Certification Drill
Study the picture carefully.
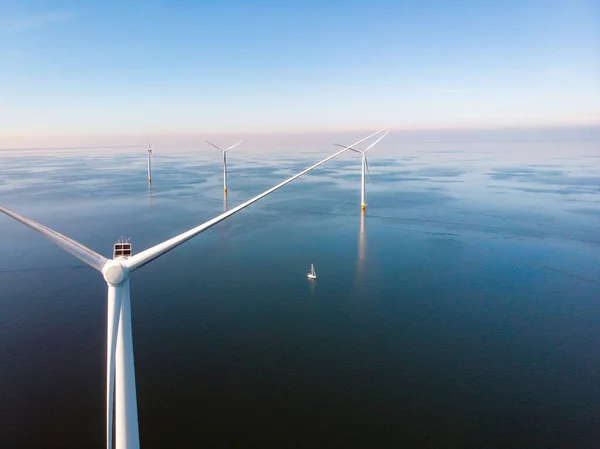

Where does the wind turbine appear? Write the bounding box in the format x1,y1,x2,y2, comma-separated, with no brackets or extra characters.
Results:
335,130,390,210
205,140,243,193
147,143,153,183
0,129,384,449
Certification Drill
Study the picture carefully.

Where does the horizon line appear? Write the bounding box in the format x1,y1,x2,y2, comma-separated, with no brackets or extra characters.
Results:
2,123,599,140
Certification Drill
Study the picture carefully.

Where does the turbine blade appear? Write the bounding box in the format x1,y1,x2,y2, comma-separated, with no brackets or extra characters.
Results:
223,140,243,153
124,133,376,272
363,130,390,153
205,141,224,152
365,157,372,183
332,129,386,154
333,144,363,154
0,205,109,271
106,283,124,449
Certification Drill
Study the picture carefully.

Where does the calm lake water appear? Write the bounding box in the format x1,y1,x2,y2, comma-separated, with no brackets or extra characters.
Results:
1,135,600,448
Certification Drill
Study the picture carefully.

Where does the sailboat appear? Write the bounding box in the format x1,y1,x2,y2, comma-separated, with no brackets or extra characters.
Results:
307,263,317,280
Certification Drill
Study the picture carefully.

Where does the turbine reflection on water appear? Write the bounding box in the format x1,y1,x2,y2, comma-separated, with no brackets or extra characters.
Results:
309,277,316,299
147,183,154,206
357,210,366,283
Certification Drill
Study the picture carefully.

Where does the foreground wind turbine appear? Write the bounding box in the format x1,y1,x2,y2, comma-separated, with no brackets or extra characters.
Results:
147,144,153,183
0,129,384,449
205,140,243,192
335,130,390,210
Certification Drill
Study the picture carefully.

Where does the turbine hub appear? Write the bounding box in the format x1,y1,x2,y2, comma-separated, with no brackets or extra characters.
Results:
102,260,129,286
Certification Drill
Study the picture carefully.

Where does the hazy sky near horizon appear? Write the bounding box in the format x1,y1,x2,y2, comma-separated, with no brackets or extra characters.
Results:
1,0,599,138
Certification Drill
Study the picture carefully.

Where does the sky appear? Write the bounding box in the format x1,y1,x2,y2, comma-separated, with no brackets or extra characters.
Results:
0,0,599,145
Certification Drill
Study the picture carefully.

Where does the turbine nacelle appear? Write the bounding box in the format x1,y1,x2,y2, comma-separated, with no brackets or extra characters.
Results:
336,144,365,154
205,140,243,154
333,130,389,155
113,237,132,259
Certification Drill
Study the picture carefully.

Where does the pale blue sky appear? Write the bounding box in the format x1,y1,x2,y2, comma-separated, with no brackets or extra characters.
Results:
0,0,598,141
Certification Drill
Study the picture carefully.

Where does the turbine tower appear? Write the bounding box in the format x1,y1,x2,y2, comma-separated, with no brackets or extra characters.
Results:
205,140,243,193
336,130,390,210
0,130,384,449
147,143,153,183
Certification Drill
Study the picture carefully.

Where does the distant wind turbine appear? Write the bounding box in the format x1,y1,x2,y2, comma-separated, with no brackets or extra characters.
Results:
205,140,243,192
0,129,383,449
335,130,390,210
147,143,153,183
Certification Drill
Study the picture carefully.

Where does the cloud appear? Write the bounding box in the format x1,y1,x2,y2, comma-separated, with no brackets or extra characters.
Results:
0,11,72,33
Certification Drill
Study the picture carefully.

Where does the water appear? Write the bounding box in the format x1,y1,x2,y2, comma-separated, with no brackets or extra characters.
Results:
1,136,600,448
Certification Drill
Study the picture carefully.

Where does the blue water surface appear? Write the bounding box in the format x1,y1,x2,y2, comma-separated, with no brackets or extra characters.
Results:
1,138,599,448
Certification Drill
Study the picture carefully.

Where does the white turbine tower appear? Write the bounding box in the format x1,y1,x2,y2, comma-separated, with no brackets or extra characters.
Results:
147,144,153,183
336,130,390,210
0,130,384,449
205,140,243,193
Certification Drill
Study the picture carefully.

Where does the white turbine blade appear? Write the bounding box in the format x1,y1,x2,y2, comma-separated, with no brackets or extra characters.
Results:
124,139,365,272
0,205,109,271
332,128,386,154
363,130,389,153
106,284,124,449
333,143,363,153
205,141,224,152
365,156,372,183
223,140,243,153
